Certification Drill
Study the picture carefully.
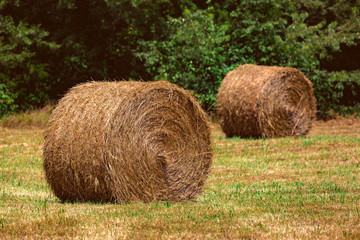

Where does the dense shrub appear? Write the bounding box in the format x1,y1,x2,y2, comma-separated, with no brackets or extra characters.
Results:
137,1,360,114
1,0,359,117
310,70,360,117
0,14,59,110
0,83,16,118
136,9,238,109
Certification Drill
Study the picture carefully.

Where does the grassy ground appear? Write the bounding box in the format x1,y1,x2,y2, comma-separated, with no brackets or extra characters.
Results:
1,116,359,239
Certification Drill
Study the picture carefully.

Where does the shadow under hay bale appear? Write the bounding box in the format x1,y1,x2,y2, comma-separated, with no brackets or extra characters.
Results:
43,80,212,203
217,64,317,138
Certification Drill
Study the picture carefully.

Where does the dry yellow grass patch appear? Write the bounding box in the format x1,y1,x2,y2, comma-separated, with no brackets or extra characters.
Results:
1,116,359,239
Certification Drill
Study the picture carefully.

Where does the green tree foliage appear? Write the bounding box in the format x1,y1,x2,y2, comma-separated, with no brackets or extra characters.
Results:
312,70,360,116
137,0,360,114
0,0,359,117
0,83,15,117
1,0,193,108
0,8,59,115
293,0,360,26
136,9,237,109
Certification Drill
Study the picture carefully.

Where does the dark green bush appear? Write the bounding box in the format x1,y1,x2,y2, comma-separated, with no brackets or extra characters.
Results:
0,83,17,118
1,0,359,117
0,14,59,110
136,1,360,115
136,9,238,110
310,70,360,117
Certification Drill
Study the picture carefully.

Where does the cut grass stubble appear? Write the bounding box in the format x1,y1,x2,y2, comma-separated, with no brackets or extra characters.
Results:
1,118,360,239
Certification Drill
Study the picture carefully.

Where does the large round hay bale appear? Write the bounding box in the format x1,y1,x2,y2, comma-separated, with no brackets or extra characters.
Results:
43,80,212,203
217,64,316,138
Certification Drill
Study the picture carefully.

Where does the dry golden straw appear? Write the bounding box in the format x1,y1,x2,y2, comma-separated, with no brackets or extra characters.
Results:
217,64,317,138
43,80,212,203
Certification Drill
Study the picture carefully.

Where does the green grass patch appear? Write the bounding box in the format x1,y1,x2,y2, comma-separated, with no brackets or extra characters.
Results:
1,120,360,239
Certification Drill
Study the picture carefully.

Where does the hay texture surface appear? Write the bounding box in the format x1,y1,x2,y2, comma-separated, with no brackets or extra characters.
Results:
217,64,316,138
43,81,212,203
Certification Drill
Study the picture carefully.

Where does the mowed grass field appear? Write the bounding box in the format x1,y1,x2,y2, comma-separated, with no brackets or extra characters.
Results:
1,116,359,239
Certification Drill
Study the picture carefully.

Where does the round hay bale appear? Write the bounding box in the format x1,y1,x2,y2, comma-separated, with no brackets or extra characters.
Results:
43,80,212,203
217,64,317,138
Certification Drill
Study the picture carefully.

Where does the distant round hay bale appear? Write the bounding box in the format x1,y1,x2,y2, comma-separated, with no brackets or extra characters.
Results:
217,64,317,138
43,80,212,203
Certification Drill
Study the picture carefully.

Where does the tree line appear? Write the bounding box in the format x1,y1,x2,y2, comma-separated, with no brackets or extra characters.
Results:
1,0,360,118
